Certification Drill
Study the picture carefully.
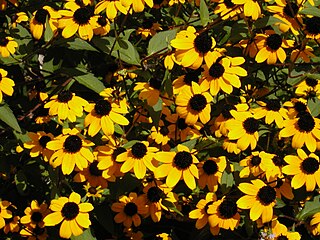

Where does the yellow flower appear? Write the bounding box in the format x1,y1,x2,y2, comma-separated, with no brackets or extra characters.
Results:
132,0,154,12
94,0,131,20
271,219,301,240
43,192,94,239
172,68,202,95
304,17,320,39
137,20,162,39
150,120,171,146
20,200,50,228
91,15,110,36
0,201,13,229
83,183,104,198
212,0,242,20
260,151,285,183
295,77,320,98
231,0,261,20
239,151,264,178
0,68,15,103
134,78,162,106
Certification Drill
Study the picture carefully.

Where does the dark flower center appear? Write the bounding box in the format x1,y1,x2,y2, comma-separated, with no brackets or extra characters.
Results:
39,135,51,148
277,139,285,148
177,118,188,130
301,157,319,174
73,7,92,25
160,126,169,136
194,32,212,54
305,78,318,87
94,99,112,116
88,187,97,194
305,17,320,35
221,104,235,119
61,202,80,220
209,62,225,78
57,90,73,103
97,16,107,26
275,178,284,188
266,34,282,51
224,0,235,8
294,101,307,113
154,0,165,4
189,94,207,112
297,112,315,132
272,156,285,167
111,147,127,161
35,8,50,24
202,160,218,175
277,236,289,240
64,135,82,153
218,199,238,219
183,69,201,86
251,156,261,166
89,162,103,176
283,3,299,18
243,117,259,134
174,151,193,170
147,186,165,202
265,99,281,111
123,202,138,216
131,142,147,159
257,186,276,205
0,37,9,46
142,18,154,29
31,211,43,223
149,78,162,90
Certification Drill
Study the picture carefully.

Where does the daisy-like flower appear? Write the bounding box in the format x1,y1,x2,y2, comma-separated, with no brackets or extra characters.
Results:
0,201,12,229
255,30,294,64
83,183,104,199
0,36,18,58
20,200,50,228
47,128,95,175
260,152,286,184
176,82,213,125
134,78,163,106
84,98,129,136
30,6,61,40
198,156,227,192
91,15,110,36
310,212,320,235
237,37,259,59
43,192,94,239
295,77,320,98
137,19,162,39
20,225,48,240
223,139,242,154
132,0,154,12
279,111,320,152
201,54,247,96
239,151,264,178
34,107,51,124
58,2,96,40
170,26,216,69
111,192,149,227
283,98,309,119
94,0,130,20
207,197,241,234
271,219,301,240
0,68,14,103
237,179,277,223
150,120,171,146
282,149,320,192
212,0,242,20
117,141,158,179
11,12,28,28
3,204,19,234
169,0,185,5
274,177,294,200
143,180,177,222
23,132,54,162
304,16,320,39
172,68,202,95
44,90,88,122
231,0,261,20
154,144,199,190
189,192,216,229
253,99,288,128
225,110,260,151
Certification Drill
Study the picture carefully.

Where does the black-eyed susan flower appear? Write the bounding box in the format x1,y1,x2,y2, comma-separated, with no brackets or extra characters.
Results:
47,128,95,175
0,68,14,103
279,111,320,152
212,0,242,20
58,2,95,40
207,197,240,233
30,6,61,40
34,107,51,124
20,200,50,228
23,132,54,162
83,183,104,198
111,192,149,227
295,77,320,98
134,78,163,107
154,144,199,190
0,200,12,229
91,15,110,36
291,45,315,63
20,225,48,240
231,0,261,20
198,156,227,192
84,98,129,136
0,36,18,58
117,141,158,179
201,54,247,96
176,82,213,125
255,30,294,64
260,152,285,183
271,219,301,239
132,0,154,12
253,99,288,128
170,26,216,69
44,90,88,122
283,149,320,192
168,0,185,5
3,204,19,234
237,37,259,59
225,110,260,151
43,192,93,239
11,12,28,28
310,212,320,235
239,151,264,178
274,177,294,200
172,68,202,95
164,53,175,70
223,139,242,154
137,19,162,39
150,120,171,146
304,16,320,39
189,192,216,229
94,0,130,20
237,179,277,223
283,98,309,119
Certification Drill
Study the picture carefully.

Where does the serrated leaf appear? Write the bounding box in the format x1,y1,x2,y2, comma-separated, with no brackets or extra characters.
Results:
200,0,210,26
147,29,178,55
67,38,99,52
0,104,21,132
72,68,105,93
300,7,320,17
44,17,53,42
70,228,96,240
113,39,140,65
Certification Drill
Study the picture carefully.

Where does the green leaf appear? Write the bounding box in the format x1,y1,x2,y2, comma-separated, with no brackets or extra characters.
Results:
72,68,105,94
164,69,173,97
15,170,28,196
308,98,320,117
44,17,53,42
300,7,320,17
67,38,99,52
221,169,234,193
181,138,198,151
0,103,21,132
275,198,286,208
200,0,210,26
147,98,163,129
120,29,136,41
253,16,286,29
113,39,140,65
91,36,113,53
296,195,320,220
70,228,96,240
147,29,178,55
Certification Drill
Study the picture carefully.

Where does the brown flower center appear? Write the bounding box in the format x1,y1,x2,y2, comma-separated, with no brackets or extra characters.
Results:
61,202,79,220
